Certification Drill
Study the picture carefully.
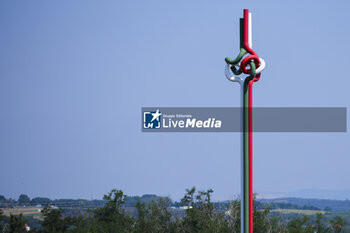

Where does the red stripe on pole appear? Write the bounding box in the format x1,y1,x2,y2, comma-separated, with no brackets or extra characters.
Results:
248,74,258,233
249,81,253,233
244,9,261,233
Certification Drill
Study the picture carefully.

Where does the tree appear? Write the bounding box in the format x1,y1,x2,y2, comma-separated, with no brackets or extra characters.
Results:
179,187,230,233
8,214,27,233
0,209,4,233
41,206,72,233
330,216,346,233
93,189,134,232
252,198,288,233
287,216,313,233
18,194,30,206
314,213,329,233
225,200,241,232
30,197,51,206
134,197,175,233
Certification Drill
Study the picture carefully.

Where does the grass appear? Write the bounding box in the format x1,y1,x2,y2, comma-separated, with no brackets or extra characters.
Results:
1,207,43,219
271,209,326,215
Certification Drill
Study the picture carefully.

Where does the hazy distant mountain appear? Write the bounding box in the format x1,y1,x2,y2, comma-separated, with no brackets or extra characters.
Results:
285,189,350,200
260,197,350,211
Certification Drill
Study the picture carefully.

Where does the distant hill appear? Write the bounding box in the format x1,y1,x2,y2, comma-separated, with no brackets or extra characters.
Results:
285,189,350,200
3,191,350,212
260,197,350,211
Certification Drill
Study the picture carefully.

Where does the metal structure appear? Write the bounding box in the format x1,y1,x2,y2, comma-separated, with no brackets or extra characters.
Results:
225,9,265,233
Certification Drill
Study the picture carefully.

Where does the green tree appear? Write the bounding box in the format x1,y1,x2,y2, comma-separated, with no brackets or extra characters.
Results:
30,197,51,206
179,187,230,233
41,206,72,233
18,195,30,206
252,200,287,233
134,197,175,233
287,216,314,233
314,213,329,233
92,189,134,233
330,216,346,233
64,215,99,233
8,214,27,233
225,200,241,232
0,209,4,233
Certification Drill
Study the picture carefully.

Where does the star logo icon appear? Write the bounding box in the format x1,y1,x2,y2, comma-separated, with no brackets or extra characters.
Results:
150,109,162,122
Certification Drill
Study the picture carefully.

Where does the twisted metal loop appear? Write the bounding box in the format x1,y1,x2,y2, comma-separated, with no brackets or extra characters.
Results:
240,55,260,74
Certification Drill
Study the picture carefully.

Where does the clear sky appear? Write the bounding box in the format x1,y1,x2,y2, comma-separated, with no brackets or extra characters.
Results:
0,0,349,201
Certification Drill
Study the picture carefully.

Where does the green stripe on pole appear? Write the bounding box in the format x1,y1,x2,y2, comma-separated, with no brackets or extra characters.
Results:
243,61,256,233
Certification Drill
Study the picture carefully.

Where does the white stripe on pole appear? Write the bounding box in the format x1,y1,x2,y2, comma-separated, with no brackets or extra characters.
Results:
248,12,252,48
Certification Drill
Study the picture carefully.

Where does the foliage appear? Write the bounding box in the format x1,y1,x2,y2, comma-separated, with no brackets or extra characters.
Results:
30,198,51,206
91,189,134,233
40,206,72,233
178,187,230,233
0,188,347,233
0,209,4,233
287,213,347,233
18,195,30,206
8,214,27,233
134,197,175,233
252,199,288,233
331,216,346,233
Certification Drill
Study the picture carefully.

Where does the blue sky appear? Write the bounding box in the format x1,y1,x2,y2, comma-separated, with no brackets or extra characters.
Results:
0,0,349,200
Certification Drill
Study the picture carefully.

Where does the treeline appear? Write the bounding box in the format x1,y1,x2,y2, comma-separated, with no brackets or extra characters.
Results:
0,188,347,233
260,202,321,211
0,194,171,209
261,198,350,211
1,194,321,212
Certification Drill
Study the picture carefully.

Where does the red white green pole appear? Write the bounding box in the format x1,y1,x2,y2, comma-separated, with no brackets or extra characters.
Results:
225,9,265,233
